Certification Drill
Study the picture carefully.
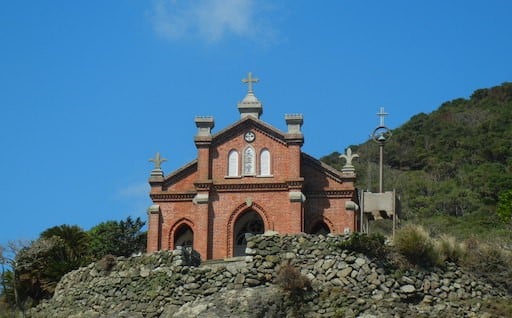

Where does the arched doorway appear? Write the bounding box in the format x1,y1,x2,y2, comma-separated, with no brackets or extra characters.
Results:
233,210,264,256
310,221,330,235
174,224,193,249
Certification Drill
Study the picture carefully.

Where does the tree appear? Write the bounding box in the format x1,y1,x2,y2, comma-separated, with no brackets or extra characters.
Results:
88,216,146,259
15,237,68,303
0,244,15,311
40,224,91,267
497,189,512,223
0,225,92,312
1,240,32,313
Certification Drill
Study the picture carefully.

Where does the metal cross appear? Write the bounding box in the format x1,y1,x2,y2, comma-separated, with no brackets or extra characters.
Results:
149,152,167,170
377,107,389,127
242,72,259,93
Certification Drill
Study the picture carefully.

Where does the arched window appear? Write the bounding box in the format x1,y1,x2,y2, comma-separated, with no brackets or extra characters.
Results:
259,149,271,176
243,146,255,175
233,210,264,256
228,150,239,176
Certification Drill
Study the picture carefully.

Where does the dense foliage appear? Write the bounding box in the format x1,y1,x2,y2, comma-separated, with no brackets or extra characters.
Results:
88,217,147,259
497,189,512,223
0,217,146,314
323,82,512,237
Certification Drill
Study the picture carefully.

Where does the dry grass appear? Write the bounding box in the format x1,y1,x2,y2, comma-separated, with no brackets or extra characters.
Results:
435,234,466,263
275,263,311,295
97,254,116,272
393,224,441,267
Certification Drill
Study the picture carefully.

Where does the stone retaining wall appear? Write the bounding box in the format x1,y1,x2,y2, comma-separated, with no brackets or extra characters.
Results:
28,233,509,317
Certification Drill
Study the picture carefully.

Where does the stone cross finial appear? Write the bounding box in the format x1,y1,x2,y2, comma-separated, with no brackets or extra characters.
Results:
242,72,259,93
149,152,167,170
377,107,389,127
339,148,359,173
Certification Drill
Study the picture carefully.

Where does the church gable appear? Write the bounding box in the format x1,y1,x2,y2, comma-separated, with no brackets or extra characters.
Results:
210,117,291,182
212,117,287,147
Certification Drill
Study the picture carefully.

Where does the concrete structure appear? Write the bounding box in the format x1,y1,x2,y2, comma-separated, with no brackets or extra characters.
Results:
360,190,399,236
147,73,359,259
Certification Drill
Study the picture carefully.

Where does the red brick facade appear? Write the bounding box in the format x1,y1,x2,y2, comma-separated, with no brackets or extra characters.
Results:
147,90,359,260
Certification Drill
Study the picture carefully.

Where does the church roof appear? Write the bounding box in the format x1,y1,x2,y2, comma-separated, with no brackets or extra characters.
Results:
162,159,197,188
211,115,288,146
301,152,350,183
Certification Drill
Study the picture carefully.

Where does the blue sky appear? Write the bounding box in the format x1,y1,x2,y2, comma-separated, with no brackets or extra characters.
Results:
1,0,511,246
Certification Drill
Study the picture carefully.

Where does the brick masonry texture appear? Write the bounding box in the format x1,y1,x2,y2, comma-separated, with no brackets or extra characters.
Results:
148,115,358,260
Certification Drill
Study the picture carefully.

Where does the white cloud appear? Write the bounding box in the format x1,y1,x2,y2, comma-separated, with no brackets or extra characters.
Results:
114,183,152,219
116,183,149,199
150,0,276,43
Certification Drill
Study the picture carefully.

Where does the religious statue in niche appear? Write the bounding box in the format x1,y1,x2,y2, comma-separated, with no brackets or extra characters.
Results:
243,147,255,175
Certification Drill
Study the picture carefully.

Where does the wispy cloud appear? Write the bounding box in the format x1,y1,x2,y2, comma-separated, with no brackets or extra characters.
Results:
116,183,149,199
150,0,277,43
114,182,152,219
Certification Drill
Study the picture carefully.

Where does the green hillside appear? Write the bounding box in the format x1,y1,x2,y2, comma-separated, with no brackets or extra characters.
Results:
322,82,512,240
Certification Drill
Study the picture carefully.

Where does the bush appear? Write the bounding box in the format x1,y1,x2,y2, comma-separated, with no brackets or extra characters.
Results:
275,263,312,317
338,232,387,258
393,224,441,267
436,234,466,263
275,263,311,295
461,240,512,293
480,297,512,317
97,254,116,272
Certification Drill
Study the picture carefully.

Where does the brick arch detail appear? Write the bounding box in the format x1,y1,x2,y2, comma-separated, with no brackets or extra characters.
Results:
226,201,271,257
168,218,195,250
306,216,335,234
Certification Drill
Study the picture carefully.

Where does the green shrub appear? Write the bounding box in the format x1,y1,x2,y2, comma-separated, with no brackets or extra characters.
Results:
393,224,441,267
338,232,387,258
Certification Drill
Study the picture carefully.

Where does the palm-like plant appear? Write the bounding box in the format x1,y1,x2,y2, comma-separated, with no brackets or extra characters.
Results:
40,224,91,266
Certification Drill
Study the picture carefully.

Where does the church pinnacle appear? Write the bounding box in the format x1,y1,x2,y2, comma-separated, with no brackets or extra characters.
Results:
238,72,263,119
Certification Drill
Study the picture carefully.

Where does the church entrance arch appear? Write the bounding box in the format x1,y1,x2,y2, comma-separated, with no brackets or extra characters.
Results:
233,210,264,256
309,221,331,235
174,224,194,249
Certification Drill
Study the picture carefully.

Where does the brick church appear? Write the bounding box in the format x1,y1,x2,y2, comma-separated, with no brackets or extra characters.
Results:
147,73,359,260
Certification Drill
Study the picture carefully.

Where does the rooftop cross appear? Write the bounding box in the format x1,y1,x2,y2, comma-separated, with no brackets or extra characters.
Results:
377,107,389,127
242,72,259,94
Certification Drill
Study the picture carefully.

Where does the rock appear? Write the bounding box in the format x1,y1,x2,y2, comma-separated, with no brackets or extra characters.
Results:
400,285,416,293
234,273,245,285
338,267,352,277
354,257,366,267
401,276,415,285
244,247,256,255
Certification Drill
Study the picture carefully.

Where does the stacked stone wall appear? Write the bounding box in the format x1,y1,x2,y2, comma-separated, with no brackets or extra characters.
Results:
29,234,509,317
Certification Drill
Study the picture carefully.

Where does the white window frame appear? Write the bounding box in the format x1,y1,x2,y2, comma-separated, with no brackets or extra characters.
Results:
227,149,239,177
259,149,271,176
